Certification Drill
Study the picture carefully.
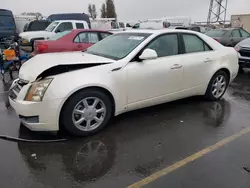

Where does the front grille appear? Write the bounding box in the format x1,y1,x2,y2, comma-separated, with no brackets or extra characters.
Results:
9,79,28,100
239,48,250,57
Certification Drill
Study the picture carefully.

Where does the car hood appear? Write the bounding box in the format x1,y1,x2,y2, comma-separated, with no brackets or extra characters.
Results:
238,38,250,48
19,51,115,82
19,31,54,41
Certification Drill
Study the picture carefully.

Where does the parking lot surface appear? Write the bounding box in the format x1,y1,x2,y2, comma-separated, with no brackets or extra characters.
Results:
1,73,250,188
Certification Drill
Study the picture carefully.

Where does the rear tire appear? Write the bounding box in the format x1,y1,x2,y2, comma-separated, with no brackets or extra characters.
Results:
60,89,112,136
204,71,229,101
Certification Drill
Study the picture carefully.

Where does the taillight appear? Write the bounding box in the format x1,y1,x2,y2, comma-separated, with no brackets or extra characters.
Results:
36,43,48,53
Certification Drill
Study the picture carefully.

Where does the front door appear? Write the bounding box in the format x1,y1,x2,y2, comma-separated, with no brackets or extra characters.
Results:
125,33,183,110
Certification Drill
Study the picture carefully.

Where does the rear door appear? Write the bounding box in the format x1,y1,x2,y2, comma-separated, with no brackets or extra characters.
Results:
180,33,216,92
73,32,100,51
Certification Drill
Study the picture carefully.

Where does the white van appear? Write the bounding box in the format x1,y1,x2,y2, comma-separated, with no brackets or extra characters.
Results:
91,18,125,32
138,17,191,29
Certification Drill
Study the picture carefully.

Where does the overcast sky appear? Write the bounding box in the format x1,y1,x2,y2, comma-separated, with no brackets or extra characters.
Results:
2,0,250,22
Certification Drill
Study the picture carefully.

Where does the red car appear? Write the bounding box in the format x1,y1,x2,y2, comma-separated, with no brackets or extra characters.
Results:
33,29,112,55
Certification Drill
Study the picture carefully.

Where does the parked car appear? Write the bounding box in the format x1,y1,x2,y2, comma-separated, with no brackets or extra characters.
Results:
9,29,239,136
176,26,211,33
0,9,17,40
19,20,89,51
235,37,250,71
205,28,250,46
23,20,51,32
91,18,125,32
32,29,112,55
47,13,91,29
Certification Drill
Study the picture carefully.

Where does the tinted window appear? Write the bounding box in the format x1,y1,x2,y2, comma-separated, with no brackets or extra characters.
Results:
147,34,178,57
240,29,250,37
183,34,211,53
100,32,112,39
28,21,51,31
0,16,15,28
76,23,85,29
205,30,227,37
55,22,73,32
86,33,150,60
232,30,241,37
74,32,99,43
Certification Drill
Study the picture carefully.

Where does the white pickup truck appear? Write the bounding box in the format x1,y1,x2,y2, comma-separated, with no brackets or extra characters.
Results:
19,20,89,51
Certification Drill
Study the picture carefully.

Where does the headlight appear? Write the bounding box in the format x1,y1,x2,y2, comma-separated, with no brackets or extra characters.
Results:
234,45,241,52
25,78,53,102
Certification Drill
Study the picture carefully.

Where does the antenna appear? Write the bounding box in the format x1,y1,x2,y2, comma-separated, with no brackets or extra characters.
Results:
207,0,228,24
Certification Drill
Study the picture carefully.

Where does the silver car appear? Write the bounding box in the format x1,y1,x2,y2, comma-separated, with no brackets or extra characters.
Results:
235,38,250,71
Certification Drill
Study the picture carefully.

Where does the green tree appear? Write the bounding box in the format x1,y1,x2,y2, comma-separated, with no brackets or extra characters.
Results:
100,3,107,18
92,4,97,19
88,4,93,19
89,4,97,19
106,0,117,19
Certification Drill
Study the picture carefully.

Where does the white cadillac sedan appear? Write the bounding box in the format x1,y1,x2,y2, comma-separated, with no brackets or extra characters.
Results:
9,29,239,136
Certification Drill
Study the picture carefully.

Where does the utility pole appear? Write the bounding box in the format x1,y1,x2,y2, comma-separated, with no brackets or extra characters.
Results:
207,0,228,24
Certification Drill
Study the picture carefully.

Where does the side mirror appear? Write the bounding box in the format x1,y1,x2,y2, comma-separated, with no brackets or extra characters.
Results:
139,49,158,60
55,29,61,33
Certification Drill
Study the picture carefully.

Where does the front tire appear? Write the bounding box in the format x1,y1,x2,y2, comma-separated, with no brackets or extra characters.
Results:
60,89,112,136
204,71,229,101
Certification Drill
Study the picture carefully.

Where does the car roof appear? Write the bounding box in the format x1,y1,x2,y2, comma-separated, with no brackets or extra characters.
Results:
212,28,239,31
72,29,112,33
122,29,200,35
53,20,87,23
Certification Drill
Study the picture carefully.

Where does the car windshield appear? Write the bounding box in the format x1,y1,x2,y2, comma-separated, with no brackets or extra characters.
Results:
48,30,71,41
85,33,151,60
205,30,227,37
45,22,59,32
0,16,15,28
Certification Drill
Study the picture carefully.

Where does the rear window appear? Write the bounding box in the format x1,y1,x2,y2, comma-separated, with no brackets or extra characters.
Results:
28,21,51,31
205,30,227,37
76,23,85,29
0,16,15,28
48,30,71,41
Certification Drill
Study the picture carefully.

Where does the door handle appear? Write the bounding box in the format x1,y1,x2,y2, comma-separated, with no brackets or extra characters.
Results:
204,58,212,63
171,64,182,69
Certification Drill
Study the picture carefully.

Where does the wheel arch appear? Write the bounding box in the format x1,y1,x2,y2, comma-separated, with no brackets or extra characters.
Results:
58,86,116,130
216,68,231,81
205,67,231,92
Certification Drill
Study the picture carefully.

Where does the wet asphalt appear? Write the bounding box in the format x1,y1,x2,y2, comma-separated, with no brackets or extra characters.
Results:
1,72,250,188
